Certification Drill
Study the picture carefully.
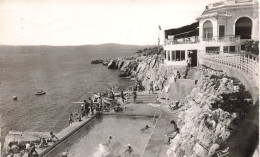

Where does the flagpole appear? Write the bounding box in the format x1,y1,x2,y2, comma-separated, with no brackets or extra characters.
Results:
158,25,161,54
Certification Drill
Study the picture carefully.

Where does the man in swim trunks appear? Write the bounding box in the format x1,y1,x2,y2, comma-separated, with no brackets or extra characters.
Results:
48,132,59,142
165,128,179,145
69,113,73,125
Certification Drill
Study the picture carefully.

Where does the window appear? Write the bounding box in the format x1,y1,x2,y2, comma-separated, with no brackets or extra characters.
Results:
176,51,181,61
203,21,213,40
168,51,170,61
164,50,167,59
206,47,220,54
224,46,228,53
171,51,176,61
181,51,185,61
241,44,245,51
229,46,235,53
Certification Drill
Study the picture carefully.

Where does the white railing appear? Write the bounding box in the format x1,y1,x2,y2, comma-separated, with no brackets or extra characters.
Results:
200,35,240,43
164,35,240,46
164,37,200,45
201,52,259,85
206,0,254,10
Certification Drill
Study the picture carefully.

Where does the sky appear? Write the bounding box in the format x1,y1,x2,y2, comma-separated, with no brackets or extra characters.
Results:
0,0,221,46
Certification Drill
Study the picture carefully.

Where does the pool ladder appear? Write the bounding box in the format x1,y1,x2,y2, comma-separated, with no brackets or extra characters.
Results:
141,110,162,156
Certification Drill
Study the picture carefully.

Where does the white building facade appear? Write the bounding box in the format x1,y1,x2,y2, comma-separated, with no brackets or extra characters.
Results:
163,0,259,67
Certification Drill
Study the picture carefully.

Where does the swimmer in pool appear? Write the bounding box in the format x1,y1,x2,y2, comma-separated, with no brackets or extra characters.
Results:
141,125,151,132
125,144,133,154
103,135,113,146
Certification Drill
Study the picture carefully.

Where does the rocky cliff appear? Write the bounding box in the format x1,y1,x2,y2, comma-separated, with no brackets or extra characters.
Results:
107,53,189,91
166,66,252,157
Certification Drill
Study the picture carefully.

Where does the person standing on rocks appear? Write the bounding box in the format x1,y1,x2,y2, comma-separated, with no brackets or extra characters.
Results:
161,76,167,91
133,89,137,103
121,91,126,103
149,81,154,94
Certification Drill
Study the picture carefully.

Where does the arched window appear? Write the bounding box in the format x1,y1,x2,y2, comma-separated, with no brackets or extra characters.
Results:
235,17,252,39
203,20,213,40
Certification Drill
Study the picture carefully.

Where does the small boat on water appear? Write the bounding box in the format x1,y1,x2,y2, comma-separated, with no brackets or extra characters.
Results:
13,96,17,100
35,90,46,96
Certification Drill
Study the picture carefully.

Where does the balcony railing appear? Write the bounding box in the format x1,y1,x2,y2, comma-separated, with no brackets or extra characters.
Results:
200,35,240,43
164,37,200,45
206,0,254,10
201,51,259,85
164,35,240,46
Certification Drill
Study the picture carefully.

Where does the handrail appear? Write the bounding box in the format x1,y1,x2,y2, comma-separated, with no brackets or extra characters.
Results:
201,52,259,86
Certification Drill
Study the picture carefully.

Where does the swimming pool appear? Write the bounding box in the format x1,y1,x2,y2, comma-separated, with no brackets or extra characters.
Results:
45,115,154,157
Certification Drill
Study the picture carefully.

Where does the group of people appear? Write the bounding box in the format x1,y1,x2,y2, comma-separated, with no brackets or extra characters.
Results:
69,90,129,125
6,132,59,157
69,97,103,125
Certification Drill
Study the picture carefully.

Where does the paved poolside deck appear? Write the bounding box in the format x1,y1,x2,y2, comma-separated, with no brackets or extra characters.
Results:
37,91,179,157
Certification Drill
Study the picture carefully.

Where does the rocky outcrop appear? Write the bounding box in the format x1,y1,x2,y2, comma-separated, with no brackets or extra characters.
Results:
166,66,252,157
106,53,189,92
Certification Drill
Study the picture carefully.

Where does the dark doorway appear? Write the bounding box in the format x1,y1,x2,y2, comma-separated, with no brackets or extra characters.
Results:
188,50,197,66
219,25,225,38
235,17,252,39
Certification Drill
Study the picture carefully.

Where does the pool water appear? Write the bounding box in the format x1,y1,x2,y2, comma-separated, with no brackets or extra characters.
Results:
46,115,154,157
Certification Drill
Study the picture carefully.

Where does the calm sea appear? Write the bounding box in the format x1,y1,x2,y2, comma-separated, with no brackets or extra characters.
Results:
0,45,138,137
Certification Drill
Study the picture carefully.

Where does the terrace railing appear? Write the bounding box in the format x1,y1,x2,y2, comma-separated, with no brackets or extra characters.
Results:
164,37,200,45
164,35,240,45
201,51,259,86
200,35,240,43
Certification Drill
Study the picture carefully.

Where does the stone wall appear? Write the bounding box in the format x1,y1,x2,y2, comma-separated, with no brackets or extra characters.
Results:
159,79,197,103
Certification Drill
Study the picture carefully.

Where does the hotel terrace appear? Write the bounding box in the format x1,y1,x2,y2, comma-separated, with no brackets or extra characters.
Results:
163,0,259,70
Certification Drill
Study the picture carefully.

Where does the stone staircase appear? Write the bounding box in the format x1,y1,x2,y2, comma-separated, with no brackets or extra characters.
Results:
126,91,160,104
186,67,198,79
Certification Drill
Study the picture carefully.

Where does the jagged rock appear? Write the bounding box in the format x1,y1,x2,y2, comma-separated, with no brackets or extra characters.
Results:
118,60,124,69
166,65,251,157
108,59,117,69
192,143,208,157
208,143,220,156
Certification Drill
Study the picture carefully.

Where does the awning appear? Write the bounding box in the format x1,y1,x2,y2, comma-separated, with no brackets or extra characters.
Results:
164,21,199,39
